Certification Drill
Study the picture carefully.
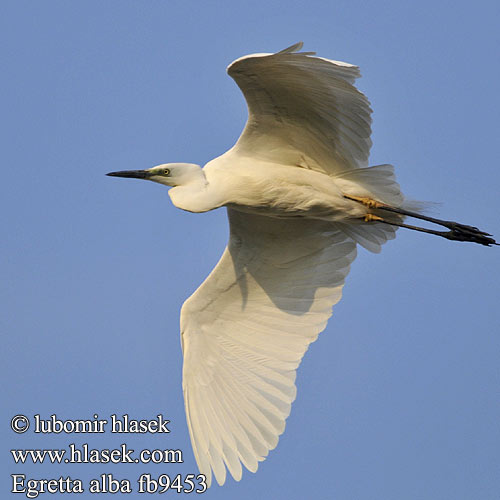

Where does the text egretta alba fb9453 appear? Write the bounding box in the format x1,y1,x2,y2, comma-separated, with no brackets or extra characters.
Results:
107,42,497,487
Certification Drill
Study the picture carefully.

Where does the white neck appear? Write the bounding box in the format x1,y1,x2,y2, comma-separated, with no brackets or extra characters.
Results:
168,175,222,213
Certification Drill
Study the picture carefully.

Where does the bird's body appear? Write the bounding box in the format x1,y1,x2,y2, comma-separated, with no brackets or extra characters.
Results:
107,42,496,488
169,154,368,221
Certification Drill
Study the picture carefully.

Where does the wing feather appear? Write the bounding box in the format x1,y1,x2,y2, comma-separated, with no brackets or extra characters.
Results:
227,43,372,174
181,208,357,485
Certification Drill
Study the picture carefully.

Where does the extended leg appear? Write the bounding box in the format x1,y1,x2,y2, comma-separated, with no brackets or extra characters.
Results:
347,195,497,246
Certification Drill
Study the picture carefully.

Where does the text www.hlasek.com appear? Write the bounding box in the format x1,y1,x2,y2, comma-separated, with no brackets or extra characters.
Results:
11,443,183,465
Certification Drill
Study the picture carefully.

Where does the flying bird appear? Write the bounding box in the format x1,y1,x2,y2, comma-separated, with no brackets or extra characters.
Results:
107,42,497,487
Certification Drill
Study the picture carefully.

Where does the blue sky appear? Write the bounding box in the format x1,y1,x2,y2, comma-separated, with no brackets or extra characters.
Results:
2,1,499,498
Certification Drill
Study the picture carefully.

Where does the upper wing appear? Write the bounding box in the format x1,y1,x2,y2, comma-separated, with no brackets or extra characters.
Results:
181,208,357,486
227,42,372,175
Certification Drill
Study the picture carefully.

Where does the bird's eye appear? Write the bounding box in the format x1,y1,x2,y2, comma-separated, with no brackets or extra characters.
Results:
163,169,170,175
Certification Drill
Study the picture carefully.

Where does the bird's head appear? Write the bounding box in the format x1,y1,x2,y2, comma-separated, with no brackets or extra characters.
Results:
106,163,203,187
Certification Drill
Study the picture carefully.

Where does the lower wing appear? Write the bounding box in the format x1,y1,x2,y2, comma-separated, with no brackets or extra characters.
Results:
180,208,357,486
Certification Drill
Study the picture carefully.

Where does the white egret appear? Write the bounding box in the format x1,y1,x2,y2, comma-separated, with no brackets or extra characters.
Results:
107,42,497,487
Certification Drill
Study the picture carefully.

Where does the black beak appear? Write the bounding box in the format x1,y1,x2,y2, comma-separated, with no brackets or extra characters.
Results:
106,170,149,179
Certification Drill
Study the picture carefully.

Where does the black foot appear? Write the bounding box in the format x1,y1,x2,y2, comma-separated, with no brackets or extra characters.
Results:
443,222,498,246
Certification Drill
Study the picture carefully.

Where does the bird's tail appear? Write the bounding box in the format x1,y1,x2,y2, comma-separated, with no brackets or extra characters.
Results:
334,164,406,252
335,164,403,207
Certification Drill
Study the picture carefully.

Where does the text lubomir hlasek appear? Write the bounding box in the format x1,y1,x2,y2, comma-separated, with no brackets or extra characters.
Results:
33,414,171,434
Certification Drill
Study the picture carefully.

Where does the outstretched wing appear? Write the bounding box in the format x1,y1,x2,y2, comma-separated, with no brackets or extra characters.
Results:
181,209,357,486
227,42,372,175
